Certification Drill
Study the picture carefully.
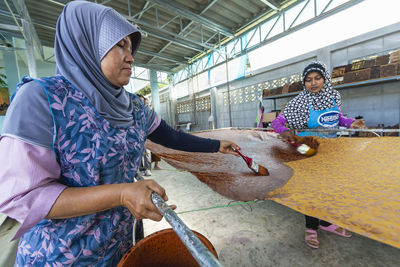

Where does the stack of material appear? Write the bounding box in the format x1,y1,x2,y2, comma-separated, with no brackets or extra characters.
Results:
282,83,290,94
389,49,400,63
270,87,282,96
351,60,365,71
383,49,400,77
343,68,371,83
334,58,379,84
337,51,400,84
288,81,303,93
263,81,302,98
380,63,399,78
376,55,390,66
331,65,346,85
363,58,376,69
344,63,353,72
332,66,346,77
370,65,381,79
263,49,400,99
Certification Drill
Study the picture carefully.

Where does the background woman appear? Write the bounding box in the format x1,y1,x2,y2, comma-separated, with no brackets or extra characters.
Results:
272,61,366,249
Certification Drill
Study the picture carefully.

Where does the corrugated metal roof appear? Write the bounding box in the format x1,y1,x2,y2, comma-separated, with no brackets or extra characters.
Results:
0,0,292,73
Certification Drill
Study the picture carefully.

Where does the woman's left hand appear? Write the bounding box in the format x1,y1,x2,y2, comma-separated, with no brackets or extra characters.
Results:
219,140,241,156
350,119,367,129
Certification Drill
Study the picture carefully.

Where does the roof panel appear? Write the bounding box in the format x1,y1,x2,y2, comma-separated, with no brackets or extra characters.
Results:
0,0,290,73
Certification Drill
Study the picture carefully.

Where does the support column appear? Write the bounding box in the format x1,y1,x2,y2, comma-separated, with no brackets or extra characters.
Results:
22,19,37,78
2,36,20,95
318,47,331,72
1,35,20,132
225,47,232,127
150,69,160,113
210,87,217,129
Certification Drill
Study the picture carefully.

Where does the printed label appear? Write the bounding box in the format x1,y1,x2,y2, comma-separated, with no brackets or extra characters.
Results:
318,111,339,127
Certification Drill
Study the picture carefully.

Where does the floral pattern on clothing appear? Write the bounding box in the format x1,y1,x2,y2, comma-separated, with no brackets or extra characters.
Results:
15,75,148,266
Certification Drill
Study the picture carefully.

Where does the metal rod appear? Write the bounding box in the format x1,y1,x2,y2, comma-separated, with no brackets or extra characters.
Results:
295,128,399,133
191,127,400,134
225,46,232,127
135,173,223,267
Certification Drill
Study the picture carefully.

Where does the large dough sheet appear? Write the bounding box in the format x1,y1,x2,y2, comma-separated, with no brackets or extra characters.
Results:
268,136,400,249
146,129,400,249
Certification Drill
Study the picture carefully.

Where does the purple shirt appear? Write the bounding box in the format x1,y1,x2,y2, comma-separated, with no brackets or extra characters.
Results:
272,110,355,134
0,114,160,240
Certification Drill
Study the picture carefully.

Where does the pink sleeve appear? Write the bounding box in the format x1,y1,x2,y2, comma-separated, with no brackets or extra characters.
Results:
271,113,290,134
339,112,355,128
149,114,161,134
0,136,66,240
338,106,355,128
143,105,161,135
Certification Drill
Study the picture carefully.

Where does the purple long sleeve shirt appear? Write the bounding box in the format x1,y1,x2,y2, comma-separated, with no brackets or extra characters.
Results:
0,137,65,240
272,110,355,134
0,114,161,240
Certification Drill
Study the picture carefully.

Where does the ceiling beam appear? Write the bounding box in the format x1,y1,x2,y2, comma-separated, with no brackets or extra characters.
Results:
139,48,186,64
0,45,26,50
45,0,65,7
133,62,172,73
259,0,279,11
138,26,205,53
127,16,217,50
0,23,19,31
130,76,168,84
147,0,219,64
133,1,153,20
145,0,234,37
1,7,205,55
41,1,220,53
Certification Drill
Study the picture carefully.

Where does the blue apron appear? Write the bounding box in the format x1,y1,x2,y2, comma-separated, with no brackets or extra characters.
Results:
297,99,339,138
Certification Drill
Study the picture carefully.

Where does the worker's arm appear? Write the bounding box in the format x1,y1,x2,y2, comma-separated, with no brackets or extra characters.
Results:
47,180,169,221
272,113,296,143
0,137,170,240
148,119,240,155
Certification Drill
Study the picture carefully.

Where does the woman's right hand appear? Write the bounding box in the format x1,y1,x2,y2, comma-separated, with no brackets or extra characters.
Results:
120,180,176,221
350,119,367,129
280,130,296,143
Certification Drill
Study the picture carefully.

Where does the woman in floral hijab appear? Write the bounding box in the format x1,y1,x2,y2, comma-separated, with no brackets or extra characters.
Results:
0,1,239,265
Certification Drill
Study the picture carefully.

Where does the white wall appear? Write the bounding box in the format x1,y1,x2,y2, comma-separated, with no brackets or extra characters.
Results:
167,22,400,130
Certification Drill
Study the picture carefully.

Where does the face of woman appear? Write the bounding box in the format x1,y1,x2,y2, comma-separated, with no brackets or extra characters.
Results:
304,71,325,93
101,36,133,88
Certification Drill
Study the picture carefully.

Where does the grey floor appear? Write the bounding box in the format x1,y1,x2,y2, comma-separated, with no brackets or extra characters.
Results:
1,160,399,267
0,215,19,267
143,160,400,267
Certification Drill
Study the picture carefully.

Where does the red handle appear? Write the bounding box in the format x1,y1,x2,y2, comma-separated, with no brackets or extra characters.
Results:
232,147,252,167
278,135,300,148
289,141,300,148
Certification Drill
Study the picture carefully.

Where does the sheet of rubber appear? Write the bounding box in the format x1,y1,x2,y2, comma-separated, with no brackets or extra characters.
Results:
146,129,400,249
